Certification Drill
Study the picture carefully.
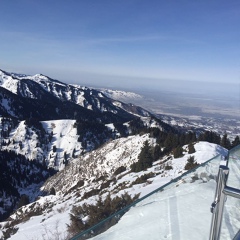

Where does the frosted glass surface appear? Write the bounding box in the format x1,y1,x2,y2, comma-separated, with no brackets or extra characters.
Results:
220,145,240,239
72,149,240,240
72,156,223,240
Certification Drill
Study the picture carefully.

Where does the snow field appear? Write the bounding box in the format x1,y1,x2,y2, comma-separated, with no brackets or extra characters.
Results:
4,140,228,240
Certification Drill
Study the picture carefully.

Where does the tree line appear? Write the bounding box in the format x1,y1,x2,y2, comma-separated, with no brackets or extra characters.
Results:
131,129,239,172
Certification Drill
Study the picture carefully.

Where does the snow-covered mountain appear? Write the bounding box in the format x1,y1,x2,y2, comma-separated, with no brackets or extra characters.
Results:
0,68,176,169
0,68,177,232
0,68,234,240
100,88,143,102
0,70,150,119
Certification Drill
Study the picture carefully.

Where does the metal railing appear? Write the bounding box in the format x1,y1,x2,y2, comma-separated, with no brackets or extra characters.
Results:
209,153,240,240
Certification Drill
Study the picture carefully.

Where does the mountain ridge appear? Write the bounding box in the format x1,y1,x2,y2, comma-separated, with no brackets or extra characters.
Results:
0,68,231,240
0,68,177,231
0,69,150,119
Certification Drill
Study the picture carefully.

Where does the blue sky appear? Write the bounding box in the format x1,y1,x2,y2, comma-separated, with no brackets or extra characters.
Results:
0,0,240,89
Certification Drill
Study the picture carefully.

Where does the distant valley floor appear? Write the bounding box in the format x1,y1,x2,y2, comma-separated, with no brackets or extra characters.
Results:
103,87,240,139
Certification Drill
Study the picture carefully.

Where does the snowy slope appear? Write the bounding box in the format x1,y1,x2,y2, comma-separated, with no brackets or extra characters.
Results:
1,119,81,170
41,120,82,170
1,115,172,170
89,164,219,240
0,71,19,95
100,89,143,102
0,141,227,240
0,69,150,118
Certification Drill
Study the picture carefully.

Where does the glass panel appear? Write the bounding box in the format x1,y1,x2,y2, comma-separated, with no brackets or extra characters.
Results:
71,155,222,240
227,145,240,189
220,145,240,239
220,197,240,239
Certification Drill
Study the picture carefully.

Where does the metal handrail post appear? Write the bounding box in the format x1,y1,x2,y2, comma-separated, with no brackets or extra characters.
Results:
209,165,229,240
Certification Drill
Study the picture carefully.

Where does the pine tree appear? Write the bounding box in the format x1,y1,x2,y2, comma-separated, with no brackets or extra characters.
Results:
173,146,183,158
164,133,178,150
198,131,220,144
231,136,240,148
188,143,196,154
184,156,199,170
221,133,231,150
138,140,153,169
131,141,154,172
152,144,162,161
17,194,29,208
185,131,196,144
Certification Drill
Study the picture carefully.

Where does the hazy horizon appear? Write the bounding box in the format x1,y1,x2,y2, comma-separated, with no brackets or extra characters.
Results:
1,1,240,89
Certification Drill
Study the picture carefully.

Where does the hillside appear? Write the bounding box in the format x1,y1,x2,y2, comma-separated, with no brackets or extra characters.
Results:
0,69,178,236
0,140,227,240
0,68,234,240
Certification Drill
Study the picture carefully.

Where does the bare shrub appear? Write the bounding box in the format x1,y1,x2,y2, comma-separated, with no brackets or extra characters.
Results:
113,166,126,175
41,220,70,240
165,165,173,170
132,172,155,185
68,192,139,236
2,223,18,239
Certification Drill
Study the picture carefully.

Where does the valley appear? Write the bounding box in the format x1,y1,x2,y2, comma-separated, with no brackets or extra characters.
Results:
102,86,240,140
0,69,239,240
